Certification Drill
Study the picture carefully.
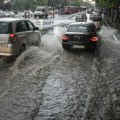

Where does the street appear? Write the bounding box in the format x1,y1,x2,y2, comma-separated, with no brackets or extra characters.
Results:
0,14,120,120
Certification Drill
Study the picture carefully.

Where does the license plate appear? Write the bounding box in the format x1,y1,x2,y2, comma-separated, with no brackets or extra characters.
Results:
74,35,80,39
73,45,85,49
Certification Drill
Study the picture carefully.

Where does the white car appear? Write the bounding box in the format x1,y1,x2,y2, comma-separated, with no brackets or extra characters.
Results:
6,11,15,18
0,18,41,56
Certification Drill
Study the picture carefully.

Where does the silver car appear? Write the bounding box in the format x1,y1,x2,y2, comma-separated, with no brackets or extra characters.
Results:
0,18,41,56
75,13,87,22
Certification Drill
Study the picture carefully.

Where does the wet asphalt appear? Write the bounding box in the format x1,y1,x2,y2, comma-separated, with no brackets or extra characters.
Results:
0,15,120,120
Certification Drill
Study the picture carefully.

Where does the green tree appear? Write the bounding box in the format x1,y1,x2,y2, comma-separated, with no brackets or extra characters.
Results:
96,0,120,29
12,0,48,10
0,0,4,9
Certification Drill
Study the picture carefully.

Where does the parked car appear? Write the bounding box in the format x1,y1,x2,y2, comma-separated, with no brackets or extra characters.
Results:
0,18,41,56
75,12,87,22
0,11,15,18
95,9,103,15
0,11,7,18
62,22,100,51
6,11,15,18
87,8,93,14
91,12,102,21
34,6,49,19
22,10,33,18
90,11,96,20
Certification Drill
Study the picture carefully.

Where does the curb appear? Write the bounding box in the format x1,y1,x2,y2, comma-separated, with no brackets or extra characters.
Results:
103,16,118,42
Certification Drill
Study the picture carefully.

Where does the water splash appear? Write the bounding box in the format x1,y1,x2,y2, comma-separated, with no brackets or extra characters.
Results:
41,26,66,53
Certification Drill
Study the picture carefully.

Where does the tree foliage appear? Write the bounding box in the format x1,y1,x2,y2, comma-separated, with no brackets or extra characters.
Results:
0,0,4,9
12,0,48,10
11,0,85,10
96,0,120,24
96,0,120,7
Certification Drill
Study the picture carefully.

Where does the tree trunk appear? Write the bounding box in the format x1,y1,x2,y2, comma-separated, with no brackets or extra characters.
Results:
115,6,120,23
111,8,114,23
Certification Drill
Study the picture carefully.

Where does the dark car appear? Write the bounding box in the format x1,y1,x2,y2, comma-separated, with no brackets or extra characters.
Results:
75,13,87,22
87,8,93,14
90,12,96,20
62,22,100,51
95,9,103,15
91,13,102,21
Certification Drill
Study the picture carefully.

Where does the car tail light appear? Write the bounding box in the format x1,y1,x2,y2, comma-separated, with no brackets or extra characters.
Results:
9,34,17,43
90,37,98,42
62,35,70,41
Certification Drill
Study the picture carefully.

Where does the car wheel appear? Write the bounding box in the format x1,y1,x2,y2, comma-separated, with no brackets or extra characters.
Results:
91,45,97,51
76,19,79,22
38,37,41,47
62,44,71,51
35,36,41,47
19,45,25,55
39,16,41,19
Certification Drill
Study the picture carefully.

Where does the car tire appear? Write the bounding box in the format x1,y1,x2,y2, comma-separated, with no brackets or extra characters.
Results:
91,45,97,51
62,44,71,51
45,14,48,18
76,19,79,22
19,45,25,55
38,37,41,47
35,37,41,47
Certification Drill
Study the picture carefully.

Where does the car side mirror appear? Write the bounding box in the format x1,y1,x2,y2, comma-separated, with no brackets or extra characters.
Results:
34,27,39,30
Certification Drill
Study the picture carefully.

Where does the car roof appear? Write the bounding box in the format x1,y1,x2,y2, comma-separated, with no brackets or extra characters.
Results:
77,12,86,14
0,18,26,22
92,12,99,15
69,22,94,26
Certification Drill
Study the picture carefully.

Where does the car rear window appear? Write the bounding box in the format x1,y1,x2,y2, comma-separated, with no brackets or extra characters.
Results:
77,14,82,17
67,25,88,33
83,14,86,17
93,14,99,17
0,22,12,34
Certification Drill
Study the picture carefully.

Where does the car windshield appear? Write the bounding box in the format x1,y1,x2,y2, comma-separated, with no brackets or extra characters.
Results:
36,8,45,12
67,25,88,33
77,14,82,17
0,22,12,34
77,13,82,15
93,15,99,17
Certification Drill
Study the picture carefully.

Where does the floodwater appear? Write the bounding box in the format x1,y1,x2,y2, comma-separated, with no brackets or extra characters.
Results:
0,15,120,120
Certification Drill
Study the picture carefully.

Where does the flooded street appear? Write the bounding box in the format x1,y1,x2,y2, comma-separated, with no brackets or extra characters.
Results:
34,51,95,120
0,15,120,120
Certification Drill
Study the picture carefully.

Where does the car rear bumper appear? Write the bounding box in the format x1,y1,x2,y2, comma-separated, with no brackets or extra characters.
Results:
0,53,16,56
0,44,19,56
76,18,87,21
62,41,97,48
34,14,44,16
92,18,102,21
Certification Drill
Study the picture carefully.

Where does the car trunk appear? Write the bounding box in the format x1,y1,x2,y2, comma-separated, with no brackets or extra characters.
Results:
66,33,92,43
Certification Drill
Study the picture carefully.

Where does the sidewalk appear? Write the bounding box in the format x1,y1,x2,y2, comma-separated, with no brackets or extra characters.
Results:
103,15,119,41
